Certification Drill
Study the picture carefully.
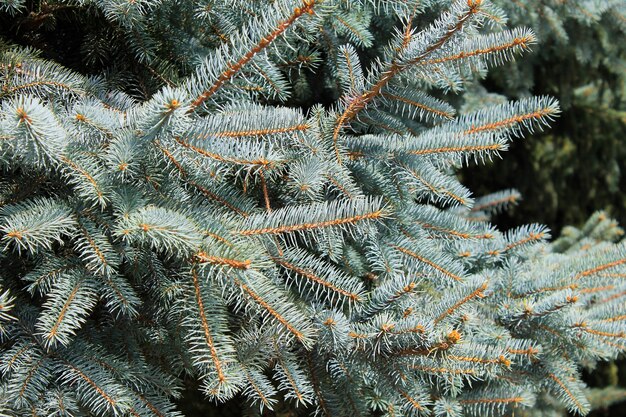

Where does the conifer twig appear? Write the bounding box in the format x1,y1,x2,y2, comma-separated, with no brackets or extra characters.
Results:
189,0,319,112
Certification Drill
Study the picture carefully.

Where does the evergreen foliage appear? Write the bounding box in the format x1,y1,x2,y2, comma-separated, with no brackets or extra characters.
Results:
460,0,626,235
490,0,625,108
0,1,625,416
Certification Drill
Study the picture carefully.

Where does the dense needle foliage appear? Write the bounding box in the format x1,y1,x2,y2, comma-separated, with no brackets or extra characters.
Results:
0,1,625,416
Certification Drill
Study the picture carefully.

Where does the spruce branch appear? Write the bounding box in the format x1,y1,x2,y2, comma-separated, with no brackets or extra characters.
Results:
189,0,320,111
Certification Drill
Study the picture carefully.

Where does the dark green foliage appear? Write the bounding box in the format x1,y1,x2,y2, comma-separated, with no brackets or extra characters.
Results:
462,105,626,235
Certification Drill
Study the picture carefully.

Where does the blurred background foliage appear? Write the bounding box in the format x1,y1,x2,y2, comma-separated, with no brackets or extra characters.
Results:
463,0,626,234
461,104,626,237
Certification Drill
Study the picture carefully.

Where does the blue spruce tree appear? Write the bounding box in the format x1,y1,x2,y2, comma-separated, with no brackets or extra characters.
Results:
0,1,624,416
